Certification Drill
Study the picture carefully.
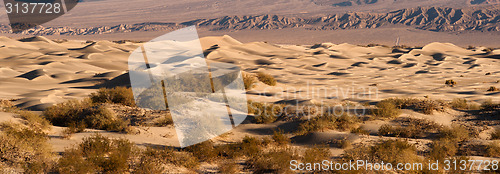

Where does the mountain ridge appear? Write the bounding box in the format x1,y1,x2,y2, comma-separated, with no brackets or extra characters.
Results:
5,6,499,36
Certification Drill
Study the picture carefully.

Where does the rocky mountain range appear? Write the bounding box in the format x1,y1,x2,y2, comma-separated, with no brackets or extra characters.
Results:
3,6,499,36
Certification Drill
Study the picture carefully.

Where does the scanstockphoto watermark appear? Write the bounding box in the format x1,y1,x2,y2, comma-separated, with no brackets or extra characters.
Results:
290,160,500,172
251,82,379,118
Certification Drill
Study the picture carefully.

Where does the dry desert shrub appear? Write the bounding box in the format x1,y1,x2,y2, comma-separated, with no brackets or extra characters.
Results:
445,79,457,86
218,160,240,174
272,129,290,146
242,73,257,90
185,140,219,162
0,123,53,173
381,98,446,114
43,99,131,133
487,86,499,92
491,128,500,140
429,139,458,161
57,134,136,173
295,113,360,136
303,146,331,164
485,142,500,157
248,101,284,124
89,87,136,107
481,99,500,111
378,118,440,138
256,72,277,86
247,147,297,173
450,98,468,110
437,125,470,142
153,115,174,127
373,99,401,118
343,139,421,171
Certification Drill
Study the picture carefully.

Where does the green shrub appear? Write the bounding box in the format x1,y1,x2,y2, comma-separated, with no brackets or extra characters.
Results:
272,129,290,146
57,134,135,173
491,128,500,140
256,72,277,86
89,87,136,107
373,99,401,118
44,99,130,133
242,73,257,90
247,148,296,173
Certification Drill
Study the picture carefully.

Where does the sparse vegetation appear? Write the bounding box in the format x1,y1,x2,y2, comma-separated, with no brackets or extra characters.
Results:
303,146,331,164
437,125,470,142
256,72,277,86
343,140,421,169
481,99,500,111
450,98,468,110
445,79,457,86
89,87,136,107
0,123,53,173
373,99,401,118
248,101,283,124
429,139,458,161
218,160,239,174
296,113,360,135
491,128,500,140
378,119,440,138
185,140,218,162
247,147,296,173
242,73,257,90
272,129,290,146
485,142,500,157
43,99,131,133
379,98,446,114
487,86,499,92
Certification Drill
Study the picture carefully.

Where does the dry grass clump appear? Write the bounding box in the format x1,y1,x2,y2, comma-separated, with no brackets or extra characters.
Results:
89,87,136,107
381,98,446,114
378,118,440,138
296,113,360,136
256,72,277,86
343,139,421,169
242,73,257,90
44,99,131,133
373,99,401,118
491,128,500,140
248,101,284,124
153,115,174,127
0,123,53,173
0,99,51,130
247,147,297,173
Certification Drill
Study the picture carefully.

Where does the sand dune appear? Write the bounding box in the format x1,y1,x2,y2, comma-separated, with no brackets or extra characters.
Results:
0,35,498,111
